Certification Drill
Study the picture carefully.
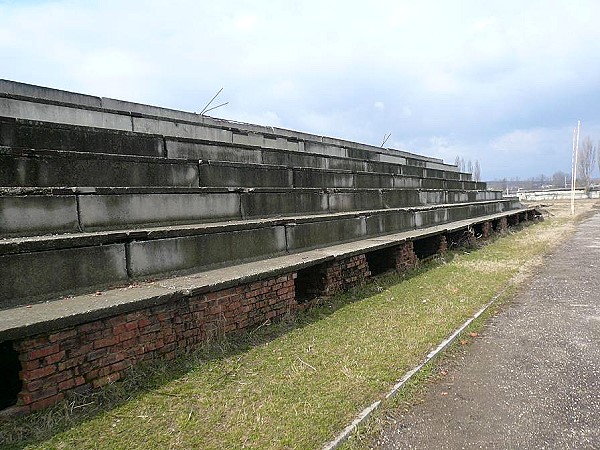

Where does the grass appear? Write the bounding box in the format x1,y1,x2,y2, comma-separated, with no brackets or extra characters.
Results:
0,209,585,450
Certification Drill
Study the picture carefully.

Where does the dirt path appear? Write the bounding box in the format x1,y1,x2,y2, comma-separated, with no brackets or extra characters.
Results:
377,212,600,449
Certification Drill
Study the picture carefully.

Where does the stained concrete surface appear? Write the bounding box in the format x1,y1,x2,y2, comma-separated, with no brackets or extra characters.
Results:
378,213,600,449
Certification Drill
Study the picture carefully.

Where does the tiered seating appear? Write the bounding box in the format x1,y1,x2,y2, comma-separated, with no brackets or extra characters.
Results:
0,80,534,413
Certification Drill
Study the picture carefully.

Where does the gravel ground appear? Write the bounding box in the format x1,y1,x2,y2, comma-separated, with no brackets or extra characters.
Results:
377,213,600,449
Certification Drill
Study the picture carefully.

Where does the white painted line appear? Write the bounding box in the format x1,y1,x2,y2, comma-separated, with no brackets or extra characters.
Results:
321,291,505,450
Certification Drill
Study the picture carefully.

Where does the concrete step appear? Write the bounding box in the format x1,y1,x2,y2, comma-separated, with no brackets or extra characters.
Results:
197,160,485,190
0,199,521,309
0,81,463,174
0,147,198,188
169,138,471,181
1,115,473,182
0,187,504,238
0,116,164,157
0,147,485,190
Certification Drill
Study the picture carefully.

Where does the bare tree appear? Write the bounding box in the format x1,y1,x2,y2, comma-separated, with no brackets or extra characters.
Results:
552,171,569,188
466,159,473,174
473,160,481,182
578,136,596,188
454,155,461,169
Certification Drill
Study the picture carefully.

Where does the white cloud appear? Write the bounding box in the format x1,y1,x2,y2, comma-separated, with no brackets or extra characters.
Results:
1,0,600,179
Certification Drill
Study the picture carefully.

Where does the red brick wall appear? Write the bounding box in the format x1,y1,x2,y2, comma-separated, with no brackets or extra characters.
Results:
395,242,418,273
481,221,493,238
12,273,295,413
496,217,508,234
321,255,371,295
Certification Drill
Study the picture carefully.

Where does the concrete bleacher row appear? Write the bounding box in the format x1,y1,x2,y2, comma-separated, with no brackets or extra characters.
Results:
2,146,484,190
1,198,519,309
2,186,503,238
0,80,536,414
0,79,457,172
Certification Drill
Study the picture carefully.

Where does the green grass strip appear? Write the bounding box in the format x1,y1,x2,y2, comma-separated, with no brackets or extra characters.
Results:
2,217,572,450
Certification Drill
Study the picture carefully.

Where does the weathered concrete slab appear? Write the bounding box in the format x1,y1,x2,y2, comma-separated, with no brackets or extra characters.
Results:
286,217,367,251
347,146,377,161
419,190,446,205
0,195,79,237
304,142,347,158
328,190,384,212
232,132,265,147
128,226,287,278
382,190,423,208
101,97,202,123
0,116,163,157
132,117,232,143
327,157,368,172
0,97,130,131
293,168,354,188
420,178,447,190
356,172,394,188
241,190,328,218
401,165,425,177
379,153,406,165
262,149,329,169
393,176,422,189
415,208,449,228
79,192,241,230
446,179,464,190
366,161,402,175
0,79,102,108
366,210,415,235
198,162,291,187
166,140,262,163
0,244,127,309
0,152,199,187
405,157,426,167
425,168,444,179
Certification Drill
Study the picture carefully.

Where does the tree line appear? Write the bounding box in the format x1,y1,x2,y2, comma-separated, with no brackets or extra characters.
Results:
454,156,481,182
577,136,597,188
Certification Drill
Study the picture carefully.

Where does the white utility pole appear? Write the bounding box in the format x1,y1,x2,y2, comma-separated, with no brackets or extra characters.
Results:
571,120,581,215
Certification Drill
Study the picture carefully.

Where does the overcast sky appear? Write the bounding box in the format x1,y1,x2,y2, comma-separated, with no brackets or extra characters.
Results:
2,0,600,180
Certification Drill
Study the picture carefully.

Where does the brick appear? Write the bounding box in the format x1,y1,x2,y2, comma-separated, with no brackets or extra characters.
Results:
106,316,127,327
125,321,139,331
28,344,60,360
48,328,77,343
66,343,93,358
44,351,66,365
21,364,56,381
58,378,76,391
79,321,104,333
20,359,41,371
93,336,119,350
58,356,85,372
87,348,109,362
16,336,49,352
28,393,64,411
19,385,58,404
